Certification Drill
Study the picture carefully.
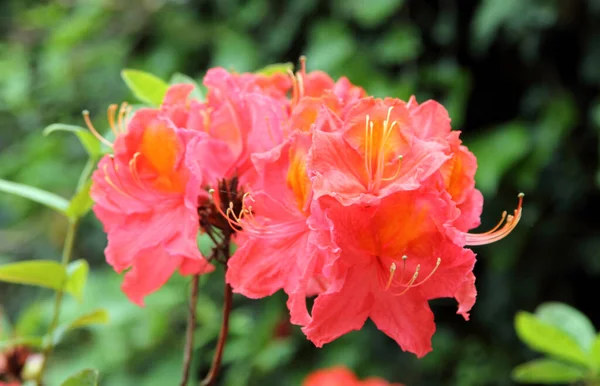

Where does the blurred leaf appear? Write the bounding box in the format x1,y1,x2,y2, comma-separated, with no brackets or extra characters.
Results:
511,359,586,384
0,178,69,214
305,21,356,72
591,335,600,369
255,62,294,76
69,309,109,330
515,312,590,367
42,124,102,158
168,72,204,101
535,302,596,352
0,336,44,351
66,180,94,220
335,0,405,27
253,339,296,373
51,309,110,346
373,25,422,64
65,259,89,303
468,123,530,196
471,0,521,53
61,369,99,386
211,28,259,72
0,260,66,290
121,69,169,107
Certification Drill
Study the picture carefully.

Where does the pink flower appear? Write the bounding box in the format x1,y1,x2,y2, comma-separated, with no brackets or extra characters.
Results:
303,366,403,386
90,103,213,306
301,188,476,357
225,132,338,325
185,68,289,189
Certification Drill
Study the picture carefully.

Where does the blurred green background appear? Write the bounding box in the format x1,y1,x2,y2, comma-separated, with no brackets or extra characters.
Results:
1,0,600,385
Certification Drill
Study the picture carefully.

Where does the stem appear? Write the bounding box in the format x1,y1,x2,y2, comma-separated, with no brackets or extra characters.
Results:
36,218,79,385
180,275,201,386
200,234,233,386
200,281,233,386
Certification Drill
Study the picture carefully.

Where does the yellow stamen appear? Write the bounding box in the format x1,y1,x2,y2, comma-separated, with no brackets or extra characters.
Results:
465,193,524,246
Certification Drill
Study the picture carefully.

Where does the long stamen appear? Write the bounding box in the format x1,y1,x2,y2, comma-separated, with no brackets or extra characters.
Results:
385,256,441,296
107,104,119,137
385,262,396,290
465,193,524,246
82,110,114,147
117,102,129,134
364,115,372,183
381,155,403,181
103,162,133,198
393,266,420,296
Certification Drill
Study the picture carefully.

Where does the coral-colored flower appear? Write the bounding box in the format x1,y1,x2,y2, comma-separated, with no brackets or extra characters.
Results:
309,97,450,206
301,188,476,357
90,104,214,306
303,366,403,386
225,132,338,325
185,68,289,189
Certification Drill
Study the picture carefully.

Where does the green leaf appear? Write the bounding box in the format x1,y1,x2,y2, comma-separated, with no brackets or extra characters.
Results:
468,123,530,196
169,72,204,101
335,0,405,27
535,302,596,352
590,335,600,370
66,180,94,219
255,62,293,76
65,259,89,302
0,178,69,214
511,358,587,384
42,124,102,157
515,311,590,367
60,369,99,386
0,260,66,290
121,69,169,107
0,336,44,351
50,309,110,346
68,309,109,330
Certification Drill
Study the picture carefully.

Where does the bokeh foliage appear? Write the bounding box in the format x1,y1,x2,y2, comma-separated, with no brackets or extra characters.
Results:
1,0,600,385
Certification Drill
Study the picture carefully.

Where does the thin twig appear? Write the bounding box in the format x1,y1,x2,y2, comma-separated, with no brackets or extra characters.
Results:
180,274,201,386
200,280,233,386
200,234,233,386
36,218,79,386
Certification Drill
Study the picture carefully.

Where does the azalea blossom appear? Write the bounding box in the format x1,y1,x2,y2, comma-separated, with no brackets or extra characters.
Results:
303,366,403,386
89,104,214,306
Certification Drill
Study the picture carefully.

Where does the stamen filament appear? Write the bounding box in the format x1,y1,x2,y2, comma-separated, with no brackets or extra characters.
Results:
465,193,524,246
83,110,114,147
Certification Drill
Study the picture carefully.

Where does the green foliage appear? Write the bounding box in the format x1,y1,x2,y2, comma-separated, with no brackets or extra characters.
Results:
60,369,99,386
0,179,70,215
513,302,600,384
121,69,169,107
512,359,587,384
42,124,102,159
0,260,69,292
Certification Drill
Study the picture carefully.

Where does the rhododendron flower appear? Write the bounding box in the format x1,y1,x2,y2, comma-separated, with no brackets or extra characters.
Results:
303,366,403,386
185,68,289,189
89,102,213,306
225,132,339,325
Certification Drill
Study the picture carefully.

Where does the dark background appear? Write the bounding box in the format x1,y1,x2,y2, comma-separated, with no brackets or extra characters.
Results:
1,0,599,385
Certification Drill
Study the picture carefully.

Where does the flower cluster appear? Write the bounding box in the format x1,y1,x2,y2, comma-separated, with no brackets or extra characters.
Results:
90,62,522,357
303,366,402,386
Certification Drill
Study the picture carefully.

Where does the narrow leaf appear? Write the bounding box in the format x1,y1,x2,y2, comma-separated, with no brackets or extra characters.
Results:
0,260,66,290
0,179,69,214
169,72,204,100
43,124,102,157
511,358,587,384
515,311,590,367
65,260,89,302
535,302,596,352
255,62,293,76
121,69,168,107
66,180,94,219
61,369,99,386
